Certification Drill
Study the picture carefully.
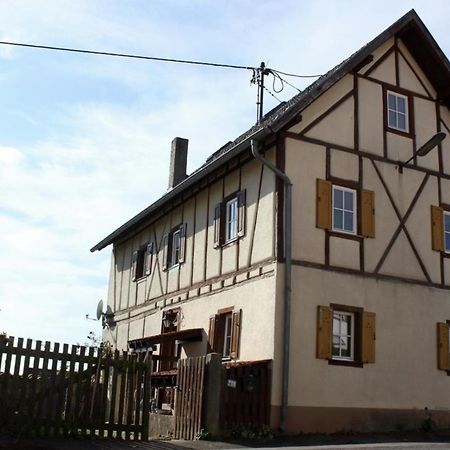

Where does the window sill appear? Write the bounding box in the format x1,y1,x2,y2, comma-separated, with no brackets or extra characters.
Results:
223,237,239,248
328,358,363,368
386,127,414,139
328,230,363,242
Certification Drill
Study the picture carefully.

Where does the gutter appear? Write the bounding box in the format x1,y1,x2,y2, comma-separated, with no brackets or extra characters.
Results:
250,139,292,432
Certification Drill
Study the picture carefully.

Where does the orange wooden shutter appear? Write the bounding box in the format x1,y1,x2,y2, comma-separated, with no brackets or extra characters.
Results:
208,316,216,352
131,250,138,281
213,204,222,248
237,190,246,237
316,306,332,359
360,190,375,238
178,223,187,263
431,206,444,251
162,234,169,271
230,309,242,359
362,311,376,363
316,179,332,229
437,322,449,370
145,242,153,276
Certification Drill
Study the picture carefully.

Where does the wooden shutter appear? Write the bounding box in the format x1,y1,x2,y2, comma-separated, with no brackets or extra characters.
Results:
213,204,222,248
237,190,246,237
360,190,375,238
362,311,376,363
230,309,242,359
316,305,332,359
178,223,187,263
431,205,444,251
131,250,138,281
145,243,153,276
437,322,449,370
162,233,169,271
208,316,217,352
316,179,332,229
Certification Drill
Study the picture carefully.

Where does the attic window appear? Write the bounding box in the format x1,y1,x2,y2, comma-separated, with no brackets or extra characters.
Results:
384,88,413,136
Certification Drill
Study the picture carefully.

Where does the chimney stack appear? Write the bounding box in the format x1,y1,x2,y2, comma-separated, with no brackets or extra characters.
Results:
168,137,188,189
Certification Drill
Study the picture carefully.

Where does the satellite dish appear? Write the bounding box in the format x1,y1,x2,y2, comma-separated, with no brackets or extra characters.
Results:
96,299,104,321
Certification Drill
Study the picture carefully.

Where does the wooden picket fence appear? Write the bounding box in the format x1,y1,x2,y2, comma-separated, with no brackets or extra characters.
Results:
0,335,151,440
173,355,206,440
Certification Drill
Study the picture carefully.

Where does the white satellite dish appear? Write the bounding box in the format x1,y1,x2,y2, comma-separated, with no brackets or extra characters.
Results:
95,299,115,330
96,299,104,321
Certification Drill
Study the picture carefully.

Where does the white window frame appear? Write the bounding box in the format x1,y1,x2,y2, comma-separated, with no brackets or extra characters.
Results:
332,185,357,235
222,313,233,358
332,311,354,361
387,90,409,133
225,197,238,243
444,211,450,254
170,229,181,269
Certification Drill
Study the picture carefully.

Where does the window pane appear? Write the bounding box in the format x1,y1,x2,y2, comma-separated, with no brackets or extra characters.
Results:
334,209,343,230
445,214,450,232
445,233,450,252
334,189,343,209
340,336,352,357
344,211,354,231
397,113,406,131
344,191,354,211
388,93,396,109
388,110,397,128
397,96,406,113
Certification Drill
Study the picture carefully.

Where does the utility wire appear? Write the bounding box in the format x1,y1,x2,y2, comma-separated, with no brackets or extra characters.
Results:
0,40,323,79
262,84,283,103
0,40,256,71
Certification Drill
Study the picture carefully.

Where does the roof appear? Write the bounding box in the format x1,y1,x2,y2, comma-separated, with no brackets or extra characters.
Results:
91,9,450,252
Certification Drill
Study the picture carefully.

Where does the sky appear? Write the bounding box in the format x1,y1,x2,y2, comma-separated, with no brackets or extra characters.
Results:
0,1,448,346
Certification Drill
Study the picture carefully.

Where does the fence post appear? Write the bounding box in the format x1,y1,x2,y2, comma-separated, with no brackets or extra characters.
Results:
204,353,223,437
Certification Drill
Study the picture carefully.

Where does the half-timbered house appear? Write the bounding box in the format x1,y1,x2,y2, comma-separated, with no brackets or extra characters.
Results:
91,10,450,433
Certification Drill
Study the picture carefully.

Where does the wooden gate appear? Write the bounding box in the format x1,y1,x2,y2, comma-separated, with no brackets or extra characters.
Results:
0,335,151,439
174,355,206,440
221,360,271,430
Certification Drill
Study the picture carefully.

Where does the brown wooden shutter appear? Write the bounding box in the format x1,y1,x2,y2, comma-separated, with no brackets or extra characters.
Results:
362,311,376,363
316,305,332,359
360,190,375,238
208,316,216,352
162,234,169,271
316,179,332,229
145,243,153,276
213,204,222,248
230,309,242,359
431,206,444,251
131,250,138,281
437,322,449,370
237,190,246,237
178,223,187,263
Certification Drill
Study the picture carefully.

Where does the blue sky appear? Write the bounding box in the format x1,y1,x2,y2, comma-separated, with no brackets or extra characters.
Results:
0,1,448,346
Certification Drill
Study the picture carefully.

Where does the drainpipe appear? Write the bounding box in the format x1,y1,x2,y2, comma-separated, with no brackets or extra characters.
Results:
251,139,292,432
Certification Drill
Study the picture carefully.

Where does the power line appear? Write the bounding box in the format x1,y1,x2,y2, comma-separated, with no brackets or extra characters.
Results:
0,40,256,71
0,40,323,79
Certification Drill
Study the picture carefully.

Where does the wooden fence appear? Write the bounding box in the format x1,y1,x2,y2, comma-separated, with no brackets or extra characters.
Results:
221,360,271,430
0,335,151,439
173,355,206,440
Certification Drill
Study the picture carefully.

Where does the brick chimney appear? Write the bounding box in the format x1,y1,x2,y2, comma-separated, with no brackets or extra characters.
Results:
168,137,188,189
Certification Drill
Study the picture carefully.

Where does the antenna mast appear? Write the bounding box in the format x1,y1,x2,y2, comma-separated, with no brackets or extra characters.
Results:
255,61,270,124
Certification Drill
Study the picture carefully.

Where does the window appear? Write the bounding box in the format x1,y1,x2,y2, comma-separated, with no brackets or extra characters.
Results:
387,91,409,132
162,224,186,271
131,242,154,281
445,212,450,253
332,186,356,234
225,197,238,243
214,190,246,248
316,179,375,238
332,311,354,360
317,304,376,366
208,308,242,359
